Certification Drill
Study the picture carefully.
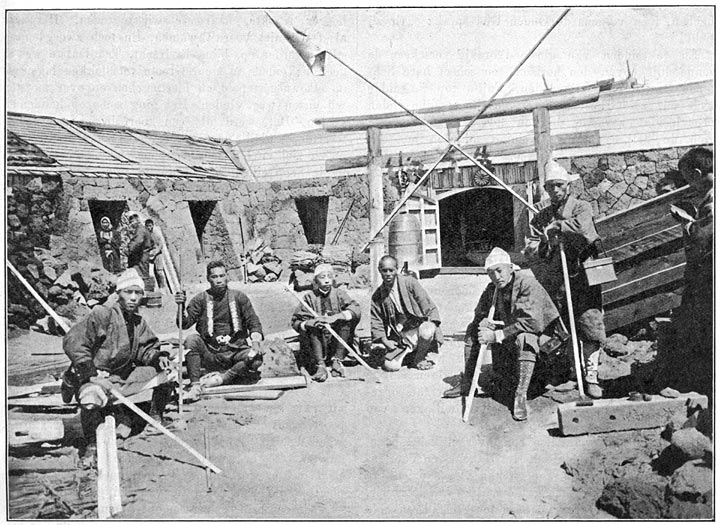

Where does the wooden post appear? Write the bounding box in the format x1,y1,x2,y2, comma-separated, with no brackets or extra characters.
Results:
532,106,551,203
367,126,384,289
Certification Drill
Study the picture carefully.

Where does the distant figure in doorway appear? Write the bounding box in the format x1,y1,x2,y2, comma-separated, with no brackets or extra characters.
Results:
97,216,121,273
291,264,361,382
127,213,153,279
145,219,167,289
370,254,443,371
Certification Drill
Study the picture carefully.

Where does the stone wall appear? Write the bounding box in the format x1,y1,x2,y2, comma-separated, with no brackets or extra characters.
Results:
35,172,370,285
562,145,711,218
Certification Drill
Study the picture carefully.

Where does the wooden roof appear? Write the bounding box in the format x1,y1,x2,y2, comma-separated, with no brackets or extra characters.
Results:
234,79,713,182
6,113,253,182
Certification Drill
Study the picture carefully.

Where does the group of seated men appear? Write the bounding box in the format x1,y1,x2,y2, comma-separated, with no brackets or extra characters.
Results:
64,148,715,459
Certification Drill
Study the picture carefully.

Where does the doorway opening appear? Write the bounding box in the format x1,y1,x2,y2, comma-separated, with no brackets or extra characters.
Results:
439,188,514,266
295,196,329,245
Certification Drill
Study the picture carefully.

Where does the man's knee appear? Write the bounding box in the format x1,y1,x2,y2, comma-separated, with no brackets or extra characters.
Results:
418,321,436,341
514,333,539,362
184,334,205,353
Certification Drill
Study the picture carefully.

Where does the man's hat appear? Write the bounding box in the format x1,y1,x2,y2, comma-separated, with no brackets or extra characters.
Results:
545,160,572,183
116,268,145,291
484,247,512,270
313,263,334,277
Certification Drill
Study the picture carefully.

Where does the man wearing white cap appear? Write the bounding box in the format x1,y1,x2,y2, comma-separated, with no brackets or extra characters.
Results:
291,264,361,381
524,160,606,399
63,268,173,463
444,248,559,421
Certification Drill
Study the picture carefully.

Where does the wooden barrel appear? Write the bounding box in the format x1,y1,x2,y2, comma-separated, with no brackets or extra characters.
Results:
388,213,423,268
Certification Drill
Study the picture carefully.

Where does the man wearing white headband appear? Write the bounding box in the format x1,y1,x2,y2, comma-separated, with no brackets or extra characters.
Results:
444,248,559,421
63,268,173,464
175,260,264,397
291,263,361,381
524,159,606,399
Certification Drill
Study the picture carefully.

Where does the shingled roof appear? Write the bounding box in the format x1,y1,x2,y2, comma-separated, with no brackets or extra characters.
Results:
6,113,255,182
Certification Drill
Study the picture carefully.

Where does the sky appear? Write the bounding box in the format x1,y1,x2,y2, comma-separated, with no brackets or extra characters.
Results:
5,6,715,141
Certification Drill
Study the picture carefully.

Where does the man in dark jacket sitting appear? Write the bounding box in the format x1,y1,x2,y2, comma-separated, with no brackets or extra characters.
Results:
370,254,443,371
63,268,173,461
444,248,559,421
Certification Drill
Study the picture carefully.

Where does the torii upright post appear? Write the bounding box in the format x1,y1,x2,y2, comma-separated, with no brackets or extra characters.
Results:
367,126,384,289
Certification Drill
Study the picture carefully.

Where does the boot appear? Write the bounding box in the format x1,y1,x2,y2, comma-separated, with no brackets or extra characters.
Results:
584,347,602,399
513,360,535,421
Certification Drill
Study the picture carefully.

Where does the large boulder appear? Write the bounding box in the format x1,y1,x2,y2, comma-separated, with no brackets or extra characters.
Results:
597,478,667,519
669,460,713,501
671,428,712,461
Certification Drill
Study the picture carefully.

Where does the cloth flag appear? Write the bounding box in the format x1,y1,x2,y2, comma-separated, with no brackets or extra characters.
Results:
266,12,326,76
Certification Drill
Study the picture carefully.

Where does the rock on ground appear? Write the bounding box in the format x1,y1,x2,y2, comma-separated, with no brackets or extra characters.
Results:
596,478,667,518
670,428,712,460
669,459,713,501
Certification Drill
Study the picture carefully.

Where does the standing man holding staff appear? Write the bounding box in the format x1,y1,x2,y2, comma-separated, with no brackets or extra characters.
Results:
524,160,606,399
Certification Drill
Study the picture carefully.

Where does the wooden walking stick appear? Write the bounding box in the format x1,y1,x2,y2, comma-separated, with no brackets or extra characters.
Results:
177,255,184,420
109,386,222,473
283,286,382,384
559,242,586,398
462,287,499,423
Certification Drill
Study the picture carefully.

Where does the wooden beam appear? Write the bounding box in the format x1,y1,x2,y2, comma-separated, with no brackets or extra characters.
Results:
604,285,683,332
367,126,384,290
315,84,600,132
54,119,134,163
201,375,308,396
324,130,600,172
603,261,686,306
9,419,64,447
557,392,707,435
127,131,208,173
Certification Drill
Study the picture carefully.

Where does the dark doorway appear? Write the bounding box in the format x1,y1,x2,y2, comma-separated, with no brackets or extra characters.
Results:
295,196,329,245
89,200,127,272
188,201,217,256
439,188,514,266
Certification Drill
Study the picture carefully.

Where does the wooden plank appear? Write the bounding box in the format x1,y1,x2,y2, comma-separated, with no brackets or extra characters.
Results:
324,130,599,173
604,286,683,332
201,375,308,397
603,262,686,306
105,416,122,516
603,225,684,263
610,249,685,288
9,419,64,446
557,392,706,436
97,420,111,519
223,390,284,401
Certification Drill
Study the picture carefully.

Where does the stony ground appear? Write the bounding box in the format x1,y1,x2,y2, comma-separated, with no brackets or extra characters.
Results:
10,274,621,519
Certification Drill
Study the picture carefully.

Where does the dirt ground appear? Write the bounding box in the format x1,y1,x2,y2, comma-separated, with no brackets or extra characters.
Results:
9,275,615,519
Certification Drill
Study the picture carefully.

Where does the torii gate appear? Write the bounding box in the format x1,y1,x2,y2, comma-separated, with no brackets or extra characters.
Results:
315,81,607,285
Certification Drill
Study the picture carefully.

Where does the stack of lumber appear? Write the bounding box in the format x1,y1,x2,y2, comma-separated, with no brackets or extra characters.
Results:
597,186,691,332
244,238,283,283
